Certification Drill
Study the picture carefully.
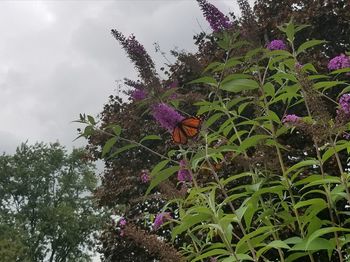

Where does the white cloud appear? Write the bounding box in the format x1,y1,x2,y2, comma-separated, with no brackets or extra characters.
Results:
0,0,246,154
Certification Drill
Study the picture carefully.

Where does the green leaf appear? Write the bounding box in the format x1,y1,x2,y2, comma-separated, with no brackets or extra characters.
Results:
191,249,230,262
107,144,138,159
87,115,96,125
306,227,350,249
101,137,117,157
296,40,326,55
189,76,217,86
236,135,270,153
285,159,318,175
151,160,170,177
171,213,211,240
204,61,222,72
322,143,348,163
291,238,335,251
313,81,345,91
256,240,290,258
140,135,161,143
146,166,179,195
221,254,254,262
294,198,327,210
220,79,259,93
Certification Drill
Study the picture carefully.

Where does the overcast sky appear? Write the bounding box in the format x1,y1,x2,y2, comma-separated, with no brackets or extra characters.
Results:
0,0,250,155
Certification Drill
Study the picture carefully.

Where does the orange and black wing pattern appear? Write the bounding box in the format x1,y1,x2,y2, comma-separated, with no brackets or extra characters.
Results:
172,117,202,145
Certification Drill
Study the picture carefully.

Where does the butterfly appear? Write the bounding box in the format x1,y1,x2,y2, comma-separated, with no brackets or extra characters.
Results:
172,116,202,145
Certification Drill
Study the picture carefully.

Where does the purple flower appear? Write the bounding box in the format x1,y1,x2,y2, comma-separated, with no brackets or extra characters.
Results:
210,258,218,262
328,54,350,71
152,103,185,132
153,212,172,230
197,0,232,32
282,114,301,125
177,160,192,182
111,30,157,83
168,80,178,89
267,40,287,51
343,132,350,140
338,93,350,115
140,170,150,183
119,218,127,226
131,89,147,101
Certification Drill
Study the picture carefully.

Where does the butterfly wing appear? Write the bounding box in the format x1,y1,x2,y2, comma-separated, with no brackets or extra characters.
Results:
179,117,201,138
172,126,188,144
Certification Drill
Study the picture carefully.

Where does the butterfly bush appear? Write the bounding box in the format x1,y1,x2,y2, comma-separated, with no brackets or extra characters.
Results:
267,39,287,50
153,212,171,230
152,103,184,132
177,160,192,182
328,54,350,71
197,0,232,32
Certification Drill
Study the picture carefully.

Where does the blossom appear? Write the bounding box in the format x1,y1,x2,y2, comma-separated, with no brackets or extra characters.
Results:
111,30,157,82
119,218,127,226
168,80,178,89
152,103,185,132
267,40,287,51
338,94,350,115
343,132,350,140
177,160,192,182
153,212,172,230
140,170,150,183
327,54,350,71
130,89,147,101
197,0,232,32
282,114,301,125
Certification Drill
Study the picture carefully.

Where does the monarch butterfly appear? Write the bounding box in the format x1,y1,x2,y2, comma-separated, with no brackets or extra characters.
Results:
172,117,202,145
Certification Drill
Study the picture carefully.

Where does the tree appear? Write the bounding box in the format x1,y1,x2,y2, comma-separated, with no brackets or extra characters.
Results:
79,0,350,261
0,142,101,262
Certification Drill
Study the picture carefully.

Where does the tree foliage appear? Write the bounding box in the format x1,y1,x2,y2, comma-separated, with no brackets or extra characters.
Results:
0,142,101,262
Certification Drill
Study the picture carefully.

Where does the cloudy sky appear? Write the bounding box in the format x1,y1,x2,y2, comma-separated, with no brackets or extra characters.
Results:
0,0,250,155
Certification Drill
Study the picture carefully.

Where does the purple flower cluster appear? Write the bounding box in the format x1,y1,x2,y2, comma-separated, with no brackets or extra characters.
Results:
197,0,232,32
282,114,301,125
152,103,184,132
111,30,157,83
167,80,178,89
119,218,127,226
177,160,192,182
153,212,171,230
125,34,147,57
338,94,350,115
130,89,147,101
328,54,350,71
267,40,287,51
140,170,150,183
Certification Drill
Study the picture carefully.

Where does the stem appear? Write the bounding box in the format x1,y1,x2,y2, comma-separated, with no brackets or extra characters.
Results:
301,91,344,261
94,127,179,165
204,135,258,261
330,137,350,206
256,63,315,262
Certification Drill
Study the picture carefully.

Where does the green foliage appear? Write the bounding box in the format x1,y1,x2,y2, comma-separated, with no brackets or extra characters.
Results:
0,142,101,261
